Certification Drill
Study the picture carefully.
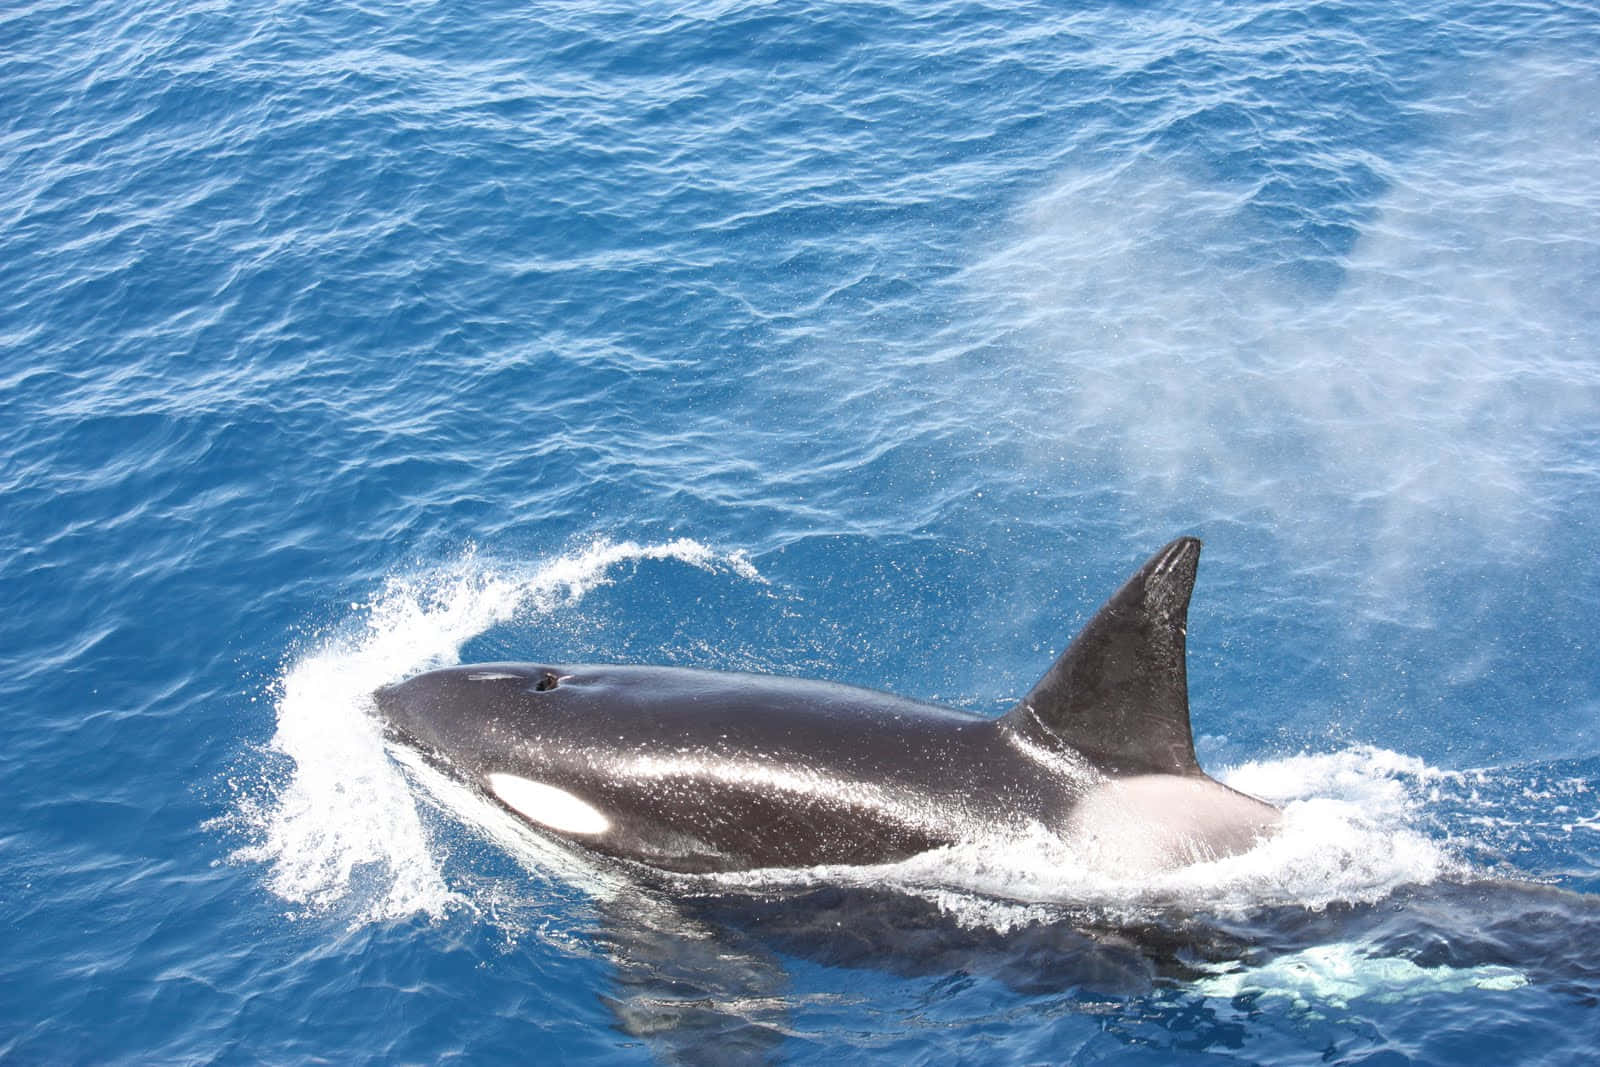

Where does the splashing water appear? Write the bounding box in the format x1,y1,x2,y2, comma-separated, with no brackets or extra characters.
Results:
697,746,1467,931
227,539,761,923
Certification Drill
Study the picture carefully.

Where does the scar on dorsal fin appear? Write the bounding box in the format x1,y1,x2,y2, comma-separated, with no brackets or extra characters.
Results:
1004,537,1203,778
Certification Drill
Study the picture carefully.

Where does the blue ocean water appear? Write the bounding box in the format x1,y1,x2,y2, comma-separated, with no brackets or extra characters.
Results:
4,0,1600,1061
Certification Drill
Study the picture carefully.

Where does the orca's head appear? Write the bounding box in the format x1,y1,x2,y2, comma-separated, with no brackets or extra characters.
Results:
372,664,567,755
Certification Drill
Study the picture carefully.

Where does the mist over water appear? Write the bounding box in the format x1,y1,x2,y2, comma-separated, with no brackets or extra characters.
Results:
978,57,1600,603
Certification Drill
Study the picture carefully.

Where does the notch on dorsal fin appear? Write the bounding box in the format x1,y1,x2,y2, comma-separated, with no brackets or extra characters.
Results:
1004,538,1203,777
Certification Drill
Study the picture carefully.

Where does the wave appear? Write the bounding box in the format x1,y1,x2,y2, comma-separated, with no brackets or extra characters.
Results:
222,538,761,924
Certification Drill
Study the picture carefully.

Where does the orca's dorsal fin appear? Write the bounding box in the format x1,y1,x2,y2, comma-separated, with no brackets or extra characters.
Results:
1004,538,1203,777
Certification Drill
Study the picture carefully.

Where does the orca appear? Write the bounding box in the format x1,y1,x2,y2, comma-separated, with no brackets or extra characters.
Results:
372,537,1278,874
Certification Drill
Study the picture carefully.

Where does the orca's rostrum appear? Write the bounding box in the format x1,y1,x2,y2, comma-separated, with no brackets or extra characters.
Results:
373,538,1279,874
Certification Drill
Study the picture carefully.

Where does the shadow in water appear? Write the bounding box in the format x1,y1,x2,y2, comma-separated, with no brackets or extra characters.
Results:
589,875,1600,1062
592,890,794,1065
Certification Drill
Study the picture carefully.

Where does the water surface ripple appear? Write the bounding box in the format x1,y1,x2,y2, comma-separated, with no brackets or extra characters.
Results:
3,0,1598,1062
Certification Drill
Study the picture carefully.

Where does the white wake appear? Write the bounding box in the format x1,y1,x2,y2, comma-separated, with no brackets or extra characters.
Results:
704,745,1469,928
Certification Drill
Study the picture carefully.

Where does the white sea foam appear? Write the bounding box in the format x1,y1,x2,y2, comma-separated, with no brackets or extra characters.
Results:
707,746,1466,928
226,538,761,923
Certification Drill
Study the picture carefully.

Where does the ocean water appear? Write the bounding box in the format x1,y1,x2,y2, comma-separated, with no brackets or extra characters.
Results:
4,0,1599,1061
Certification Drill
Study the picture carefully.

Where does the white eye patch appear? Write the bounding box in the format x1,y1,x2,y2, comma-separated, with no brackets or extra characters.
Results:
487,773,611,836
